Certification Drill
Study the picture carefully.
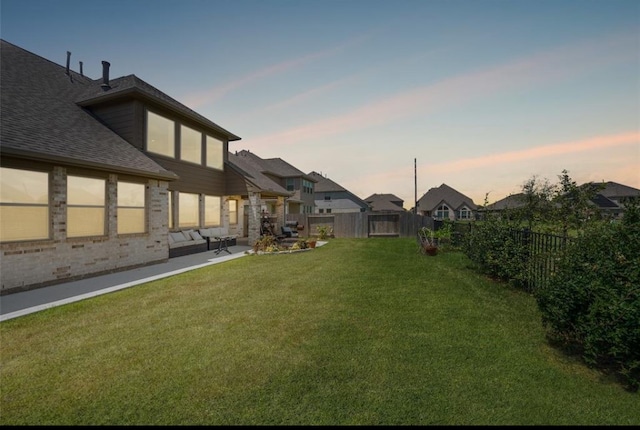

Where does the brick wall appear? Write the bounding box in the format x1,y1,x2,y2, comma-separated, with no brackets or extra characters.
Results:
0,168,170,294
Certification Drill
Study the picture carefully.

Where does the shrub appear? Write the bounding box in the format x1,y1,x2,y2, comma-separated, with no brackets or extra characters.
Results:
535,209,640,391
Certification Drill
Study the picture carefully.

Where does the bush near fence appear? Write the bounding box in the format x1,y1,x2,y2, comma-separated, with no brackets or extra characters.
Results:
459,212,640,392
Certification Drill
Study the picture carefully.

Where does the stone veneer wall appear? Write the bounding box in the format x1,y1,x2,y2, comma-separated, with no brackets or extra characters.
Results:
0,167,169,294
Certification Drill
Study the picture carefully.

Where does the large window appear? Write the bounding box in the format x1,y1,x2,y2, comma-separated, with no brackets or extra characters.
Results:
302,179,313,194
206,135,223,170
204,195,221,226
229,199,238,225
147,110,175,158
286,178,294,192
458,207,472,220
67,176,105,237
178,192,199,228
0,167,49,241
118,182,146,234
435,204,450,220
181,125,202,164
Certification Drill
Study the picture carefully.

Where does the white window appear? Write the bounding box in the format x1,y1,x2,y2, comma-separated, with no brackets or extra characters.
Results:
181,125,202,164
206,135,223,170
118,182,146,234
435,204,450,220
147,110,175,158
0,167,49,241
178,192,199,228
67,176,105,237
458,207,472,220
204,195,221,226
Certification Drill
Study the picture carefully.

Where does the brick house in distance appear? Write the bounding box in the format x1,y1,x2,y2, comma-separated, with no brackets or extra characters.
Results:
0,40,246,293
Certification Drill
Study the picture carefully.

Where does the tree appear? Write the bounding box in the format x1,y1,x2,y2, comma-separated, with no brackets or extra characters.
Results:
553,170,605,237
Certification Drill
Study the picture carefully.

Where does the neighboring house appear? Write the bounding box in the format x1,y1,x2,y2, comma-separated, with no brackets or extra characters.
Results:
226,151,292,240
232,150,317,215
417,184,477,220
0,40,243,293
309,171,370,214
598,181,640,208
485,182,639,220
364,193,406,212
484,193,527,214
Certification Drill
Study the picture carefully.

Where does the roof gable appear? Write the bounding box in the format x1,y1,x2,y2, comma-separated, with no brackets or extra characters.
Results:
418,184,477,211
0,39,176,180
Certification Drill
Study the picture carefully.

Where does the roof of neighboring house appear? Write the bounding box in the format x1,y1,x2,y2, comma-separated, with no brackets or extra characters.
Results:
0,39,177,180
235,150,316,181
309,171,347,193
484,193,527,211
418,184,477,211
364,193,405,212
598,181,640,200
226,152,291,197
309,171,370,208
590,194,620,209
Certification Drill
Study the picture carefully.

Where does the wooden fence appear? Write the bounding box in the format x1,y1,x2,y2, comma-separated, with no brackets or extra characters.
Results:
286,212,433,238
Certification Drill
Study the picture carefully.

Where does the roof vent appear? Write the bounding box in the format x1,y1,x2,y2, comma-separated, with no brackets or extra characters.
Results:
79,61,83,77
65,51,71,75
100,61,111,90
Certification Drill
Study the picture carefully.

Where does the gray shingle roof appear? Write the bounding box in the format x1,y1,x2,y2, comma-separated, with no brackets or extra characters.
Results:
364,193,405,212
418,184,477,212
235,150,316,181
227,152,290,196
308,171,346,193
485,193,527,211
599,181,640,199
0,39,177,180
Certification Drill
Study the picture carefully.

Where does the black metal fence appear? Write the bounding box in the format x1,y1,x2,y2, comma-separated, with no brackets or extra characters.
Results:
458,223,573,292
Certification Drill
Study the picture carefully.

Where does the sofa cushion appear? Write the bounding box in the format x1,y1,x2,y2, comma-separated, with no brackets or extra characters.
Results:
170,232,188,243
190,230,203,241
181,229,194,241
199,228,213,238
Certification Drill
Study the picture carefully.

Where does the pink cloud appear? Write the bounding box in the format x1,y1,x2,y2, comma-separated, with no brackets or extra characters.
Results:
182,34,370,109
425,132,640,174
246,31,637,149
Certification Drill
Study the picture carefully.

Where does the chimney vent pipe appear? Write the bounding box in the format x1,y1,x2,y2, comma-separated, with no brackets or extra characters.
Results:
100,61,111,90
65,51,71,75
79,61,83,76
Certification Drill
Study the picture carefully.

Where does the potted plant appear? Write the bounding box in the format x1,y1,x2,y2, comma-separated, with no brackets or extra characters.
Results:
418,227,438,256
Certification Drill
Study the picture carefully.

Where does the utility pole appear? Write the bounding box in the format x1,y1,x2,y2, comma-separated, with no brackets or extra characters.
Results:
414,158,417,215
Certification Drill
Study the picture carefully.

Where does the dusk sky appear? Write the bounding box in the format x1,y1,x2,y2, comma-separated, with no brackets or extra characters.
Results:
2,0,638,208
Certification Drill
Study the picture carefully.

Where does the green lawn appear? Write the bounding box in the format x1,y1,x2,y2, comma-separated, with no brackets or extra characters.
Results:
1,238,638,425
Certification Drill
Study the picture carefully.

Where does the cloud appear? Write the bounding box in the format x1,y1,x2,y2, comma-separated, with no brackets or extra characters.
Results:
245,30,638,149
182,34,370,109
424,132,640,174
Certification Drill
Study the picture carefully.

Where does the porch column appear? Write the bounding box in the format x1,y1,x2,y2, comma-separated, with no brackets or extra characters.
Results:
247,191,262,246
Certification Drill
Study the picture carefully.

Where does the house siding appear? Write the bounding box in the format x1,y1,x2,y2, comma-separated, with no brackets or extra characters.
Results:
0,166,169,294
88,100,139,147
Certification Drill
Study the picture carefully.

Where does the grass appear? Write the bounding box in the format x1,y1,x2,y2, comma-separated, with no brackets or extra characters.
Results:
1,238,638,425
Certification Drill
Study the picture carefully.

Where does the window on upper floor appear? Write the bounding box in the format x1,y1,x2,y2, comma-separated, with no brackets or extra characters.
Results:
286,178,295,192
435,204,450,220
118,181,146,234
324,195,331,201
0,167,49,242
303,179,313,194
181,124,202,164
204,195,221,227
67,175,106,237
147,110,175,158
206,135,223,170
326,208,332,214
